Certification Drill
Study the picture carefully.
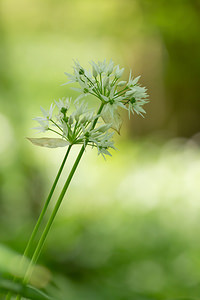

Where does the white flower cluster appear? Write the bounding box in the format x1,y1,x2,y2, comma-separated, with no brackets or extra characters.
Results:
64,59,149,121
32,98,115,158
30,59,149,158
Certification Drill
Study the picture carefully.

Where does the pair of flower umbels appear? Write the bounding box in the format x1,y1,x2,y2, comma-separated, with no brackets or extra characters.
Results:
29,59,149,158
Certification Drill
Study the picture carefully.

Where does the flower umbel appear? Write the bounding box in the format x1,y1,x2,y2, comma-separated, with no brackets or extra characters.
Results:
29,59,149,157
16,59,149,300
63,59,149,132
30,98,115,158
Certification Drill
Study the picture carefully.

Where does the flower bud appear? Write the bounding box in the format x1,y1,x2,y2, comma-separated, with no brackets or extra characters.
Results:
107,60,114,75
80,115,87,124
92,65,98,78
79,68,85,75
83,88,89,94
74,114,79,122
61,107,67,115
68,115,74,125
130,97,136,104
103,76,109,88
115,66,124,79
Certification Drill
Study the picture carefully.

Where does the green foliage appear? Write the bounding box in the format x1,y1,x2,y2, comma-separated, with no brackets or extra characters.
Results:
0,278,54,300
0,0,200,299
2,140,200,299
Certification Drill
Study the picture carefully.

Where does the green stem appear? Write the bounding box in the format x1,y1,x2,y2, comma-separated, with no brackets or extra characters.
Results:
50,119,63,132
24,144,72,258
48,128,65,138
6,145,72,300
99,73,103,93
114,86,129,98
16,103,104,300
23,144,85,285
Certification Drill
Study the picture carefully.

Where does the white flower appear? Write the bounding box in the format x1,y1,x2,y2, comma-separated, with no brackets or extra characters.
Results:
63,72,77,85
94,124,111,133
125,85,148,98
73,60,85,76
128,100,146,118
83,126,115,159
32,119,49,132
39,104,54,120
90,61,99,78
127,71,141,88
73,101,90,122
59,120,69,136
102,76,110,89
31,98,115,157
115,65,124,79
33,104,54,131
90,59,114,77
76,77,94,95
30,59,149,155
106,59,114,75
96,132,116,159
55,97,71,112
97,59,107,73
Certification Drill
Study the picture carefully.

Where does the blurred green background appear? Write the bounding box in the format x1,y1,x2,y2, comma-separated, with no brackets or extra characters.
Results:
0,0,200,299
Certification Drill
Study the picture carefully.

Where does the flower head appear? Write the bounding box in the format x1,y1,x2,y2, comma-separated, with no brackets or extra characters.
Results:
32,119,49,133
29,59,149,158
63,59,149,126
30,98,115,158
55,97,71,112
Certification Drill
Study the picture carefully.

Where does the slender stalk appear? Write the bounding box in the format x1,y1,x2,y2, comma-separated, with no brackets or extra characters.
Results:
24,144,72,258
48,128,64,138
5,146,72,300
50,119,63,132
15,147,84,300
25,102,104,275
15,103,105,300
23,144,85,285
92,103,104,128
114,86,129,98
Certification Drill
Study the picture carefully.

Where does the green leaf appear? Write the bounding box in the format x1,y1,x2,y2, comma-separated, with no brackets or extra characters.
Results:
0,278,55,300
0,244,51,289
102,109,122,135
27,138,70,148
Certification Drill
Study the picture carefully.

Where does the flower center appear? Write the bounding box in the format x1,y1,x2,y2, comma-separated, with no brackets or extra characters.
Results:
130,97,136,104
